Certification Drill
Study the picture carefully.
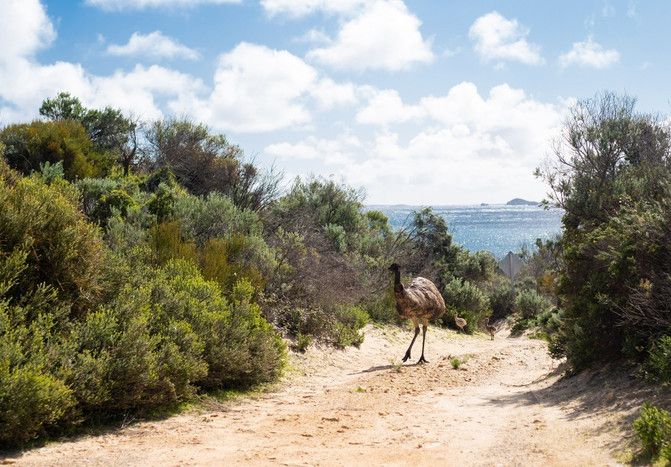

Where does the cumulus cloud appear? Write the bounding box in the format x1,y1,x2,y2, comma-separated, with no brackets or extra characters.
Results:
306,0,434,71
107,31,200,60
85,0,240,11
0,0,55,63
179,43,357,133
469,11,543,66
260,0,365,17
355,88,422,125
278,82,565,204
558,37,620,69
265,135,361,165
0,0,205,122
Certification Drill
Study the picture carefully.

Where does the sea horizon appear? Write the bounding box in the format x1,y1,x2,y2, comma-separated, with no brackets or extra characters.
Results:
369,204,564,258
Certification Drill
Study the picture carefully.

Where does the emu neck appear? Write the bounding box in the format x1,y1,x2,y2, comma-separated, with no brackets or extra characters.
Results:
393,269,403,293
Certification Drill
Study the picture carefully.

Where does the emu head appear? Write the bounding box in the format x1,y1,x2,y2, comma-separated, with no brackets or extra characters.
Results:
388,263,400,273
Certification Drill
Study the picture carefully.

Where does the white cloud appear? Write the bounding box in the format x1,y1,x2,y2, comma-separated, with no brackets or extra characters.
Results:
307,0,434,71
355,88,422,125
469,11,543,66
293,28,332,45
559,37,620,69
181,42,355,133
0,0,55,64
0,0,204,122
107,31,199,60
310,78,358,109
260,0,365,17
86,0,240,11
265,135,360,165
290,82,565,204
0,0,357,134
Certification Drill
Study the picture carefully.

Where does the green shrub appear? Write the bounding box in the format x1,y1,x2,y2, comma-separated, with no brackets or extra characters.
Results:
77,177,140,225
0,170,104,314
149,221,198,265
200,278,286,388
515,289,552,319
332,306,368,348
443,278,489,332
365,288,399,323
645,335,671,384
634,403,671,462
450,358,462,369
292,333,312,353
0,363,76,446
0,120,113,180
490,284,516,319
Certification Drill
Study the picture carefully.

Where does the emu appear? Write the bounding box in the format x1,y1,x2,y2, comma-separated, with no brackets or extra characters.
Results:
389,263,446,364
484,317,497,340
455,314,467,333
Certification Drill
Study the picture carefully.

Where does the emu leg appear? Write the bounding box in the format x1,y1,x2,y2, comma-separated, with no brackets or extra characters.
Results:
417,323,429,364
402,326,420,362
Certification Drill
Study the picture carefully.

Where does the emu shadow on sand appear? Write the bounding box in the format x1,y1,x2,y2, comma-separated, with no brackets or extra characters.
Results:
389,263,446,364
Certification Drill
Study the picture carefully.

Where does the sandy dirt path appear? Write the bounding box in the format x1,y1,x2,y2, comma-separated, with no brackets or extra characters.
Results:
9,325,628,466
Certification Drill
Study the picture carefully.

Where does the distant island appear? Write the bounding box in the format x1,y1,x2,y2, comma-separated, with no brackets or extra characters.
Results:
506,198,538,206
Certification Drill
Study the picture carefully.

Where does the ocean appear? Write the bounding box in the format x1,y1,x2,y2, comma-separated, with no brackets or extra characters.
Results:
369,204,564,259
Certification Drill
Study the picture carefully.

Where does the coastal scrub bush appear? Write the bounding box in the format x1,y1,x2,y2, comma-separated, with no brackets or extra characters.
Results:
0,120,113,180
536,92,671,370
634,403,671,462
332,306,368,348
490,284,516,319
442,278,489,332
644,335,671,384
515,289,552,320
0,168,104,314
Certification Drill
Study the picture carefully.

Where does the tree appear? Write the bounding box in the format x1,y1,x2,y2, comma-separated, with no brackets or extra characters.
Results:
40,92,139,175
145,118,280,210
537,92,671,369
0,120,112,179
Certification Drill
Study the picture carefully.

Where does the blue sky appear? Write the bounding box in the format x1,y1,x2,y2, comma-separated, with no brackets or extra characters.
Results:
1,0,670,204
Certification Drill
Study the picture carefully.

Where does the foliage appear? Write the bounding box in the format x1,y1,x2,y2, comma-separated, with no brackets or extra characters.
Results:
0,169,104,314
644,335,671,384
40,92,139,174
332,306,368,348
634,403,671,462
442,278,489,333
490,284,516,319
537,92,671,370
450,358,462,369
145,118,280,210
515,289,552,320
0,120,113,180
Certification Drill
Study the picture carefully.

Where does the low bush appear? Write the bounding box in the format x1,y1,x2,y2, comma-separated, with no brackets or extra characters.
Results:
645,335,671,384
442,278,489,332
515,289,552,320
633,403,671,462
332,306,368,348
0,171,105,315
490,284,516,319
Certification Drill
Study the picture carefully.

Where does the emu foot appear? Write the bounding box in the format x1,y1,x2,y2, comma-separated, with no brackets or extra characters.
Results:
402,352,411,362
417,355,428,364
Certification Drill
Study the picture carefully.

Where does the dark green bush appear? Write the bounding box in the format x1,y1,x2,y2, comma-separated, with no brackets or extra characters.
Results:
442,278,489,332
0,120,113,180
490,284,516,319
645,335,671,384
332,306,368,348
0,170,104,314
0,363,75,446
634,403,671,462
515,289,552,320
